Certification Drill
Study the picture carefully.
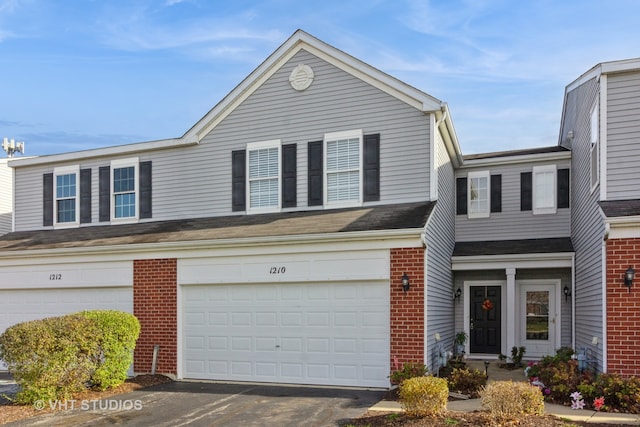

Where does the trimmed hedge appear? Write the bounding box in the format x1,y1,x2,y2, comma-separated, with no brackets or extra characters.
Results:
79,310,140,391
0,310,140,404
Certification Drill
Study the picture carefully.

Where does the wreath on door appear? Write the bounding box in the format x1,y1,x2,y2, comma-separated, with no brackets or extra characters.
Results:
482,298,494,311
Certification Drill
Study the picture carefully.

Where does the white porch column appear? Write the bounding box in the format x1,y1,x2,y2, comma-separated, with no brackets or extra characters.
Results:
506,268,516,354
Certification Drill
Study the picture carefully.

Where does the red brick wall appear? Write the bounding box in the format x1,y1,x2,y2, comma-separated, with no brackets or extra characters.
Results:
606,238,640,377
390,247,425,371
133,258,177,375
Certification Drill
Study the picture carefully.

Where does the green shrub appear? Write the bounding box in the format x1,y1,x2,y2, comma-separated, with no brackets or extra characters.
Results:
79,310,140,390
481,380,544,420
0,314,100,404
447,367,487,398
577,373,640,413
399,376,448,416
389,362,427,385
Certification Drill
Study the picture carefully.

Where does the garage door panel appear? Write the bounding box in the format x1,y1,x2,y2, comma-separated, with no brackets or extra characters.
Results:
182,281,389,387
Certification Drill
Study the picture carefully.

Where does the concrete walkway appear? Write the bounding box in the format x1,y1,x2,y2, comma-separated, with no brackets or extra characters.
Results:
370,399,640,425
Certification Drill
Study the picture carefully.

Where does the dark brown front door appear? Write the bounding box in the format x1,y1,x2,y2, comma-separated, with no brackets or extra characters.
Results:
470,286,501,354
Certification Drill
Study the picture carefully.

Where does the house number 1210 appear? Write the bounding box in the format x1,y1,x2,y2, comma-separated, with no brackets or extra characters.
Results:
269,267,286,274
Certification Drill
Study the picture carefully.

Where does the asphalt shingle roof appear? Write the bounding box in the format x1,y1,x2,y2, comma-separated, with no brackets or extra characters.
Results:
0,201,434,252
599,199,640,218
453,237,574,257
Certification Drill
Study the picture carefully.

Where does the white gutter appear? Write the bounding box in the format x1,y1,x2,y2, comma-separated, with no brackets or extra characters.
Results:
460,150,571,168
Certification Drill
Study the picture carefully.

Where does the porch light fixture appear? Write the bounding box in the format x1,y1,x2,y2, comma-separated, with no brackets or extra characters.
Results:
624,266,635,292
563,285,571,302
401,273,410,292
454,287,462,302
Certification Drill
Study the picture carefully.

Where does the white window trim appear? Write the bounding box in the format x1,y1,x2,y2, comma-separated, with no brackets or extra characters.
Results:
533,164,557,215
110,157,139,223
467,170,490,219
323,129,363,208
590,100,600,193
53,165,80,228
246,139,282,213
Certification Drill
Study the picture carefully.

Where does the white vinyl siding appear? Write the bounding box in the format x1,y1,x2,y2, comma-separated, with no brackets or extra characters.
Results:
53,165,79,227
0,159,12,235
247,140,281,211
533,165,557,215
468,171,490,218
111,158,139,222
324,130,362,206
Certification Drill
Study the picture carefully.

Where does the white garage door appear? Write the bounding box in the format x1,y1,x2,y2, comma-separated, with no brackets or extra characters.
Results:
0,287,133,370
182,281,389,388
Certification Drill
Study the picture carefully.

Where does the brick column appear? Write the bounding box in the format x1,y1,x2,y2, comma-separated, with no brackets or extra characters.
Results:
133,258,177,375
606,238,640,377
390,247,425,371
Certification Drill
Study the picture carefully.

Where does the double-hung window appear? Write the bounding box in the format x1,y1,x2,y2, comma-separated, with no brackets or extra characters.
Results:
247,140,281,211
324,129,362,206
467,170,490,218
111,158,139,221
53,166,79,226
533,164,557,215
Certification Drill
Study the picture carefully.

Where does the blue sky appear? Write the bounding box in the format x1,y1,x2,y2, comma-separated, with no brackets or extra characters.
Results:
1,0,639,157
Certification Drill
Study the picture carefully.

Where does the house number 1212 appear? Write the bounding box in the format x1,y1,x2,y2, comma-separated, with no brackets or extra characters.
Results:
269,266,286,274
49,274,62,280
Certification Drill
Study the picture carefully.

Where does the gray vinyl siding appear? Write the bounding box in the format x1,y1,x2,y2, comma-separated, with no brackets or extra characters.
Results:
13,49,432,231
605,71,640,199
564,77,606,371
455,159,571,242
425,130,455,372
0,160,11,235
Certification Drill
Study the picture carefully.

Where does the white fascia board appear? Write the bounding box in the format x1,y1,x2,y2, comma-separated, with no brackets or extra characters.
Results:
600,57,640,75
605,216,640,239
187,30,444,142
436,104,463,168
460,150,571,169
452,252,574,271
0,228,424,265
8,138,193,168
564,57,640,95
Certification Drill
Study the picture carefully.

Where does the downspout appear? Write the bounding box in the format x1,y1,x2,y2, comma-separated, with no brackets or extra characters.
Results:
571,253,576,350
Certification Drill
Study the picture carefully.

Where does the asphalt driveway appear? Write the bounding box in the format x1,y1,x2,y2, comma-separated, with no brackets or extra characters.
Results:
4,381,384,427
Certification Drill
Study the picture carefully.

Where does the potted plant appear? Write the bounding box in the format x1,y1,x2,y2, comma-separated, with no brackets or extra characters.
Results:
454,331,467,356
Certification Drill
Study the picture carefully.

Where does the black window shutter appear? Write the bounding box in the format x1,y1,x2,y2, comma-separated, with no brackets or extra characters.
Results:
282,144,297,208
307,140,323,206
558,168,570,209
456,177,467,215
490,174,502,213
99,166,111,222
521,172,532,211
363,133,380,202
80,168,92,224
43,173,53,226
139,161,152,219
232,150,246,211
